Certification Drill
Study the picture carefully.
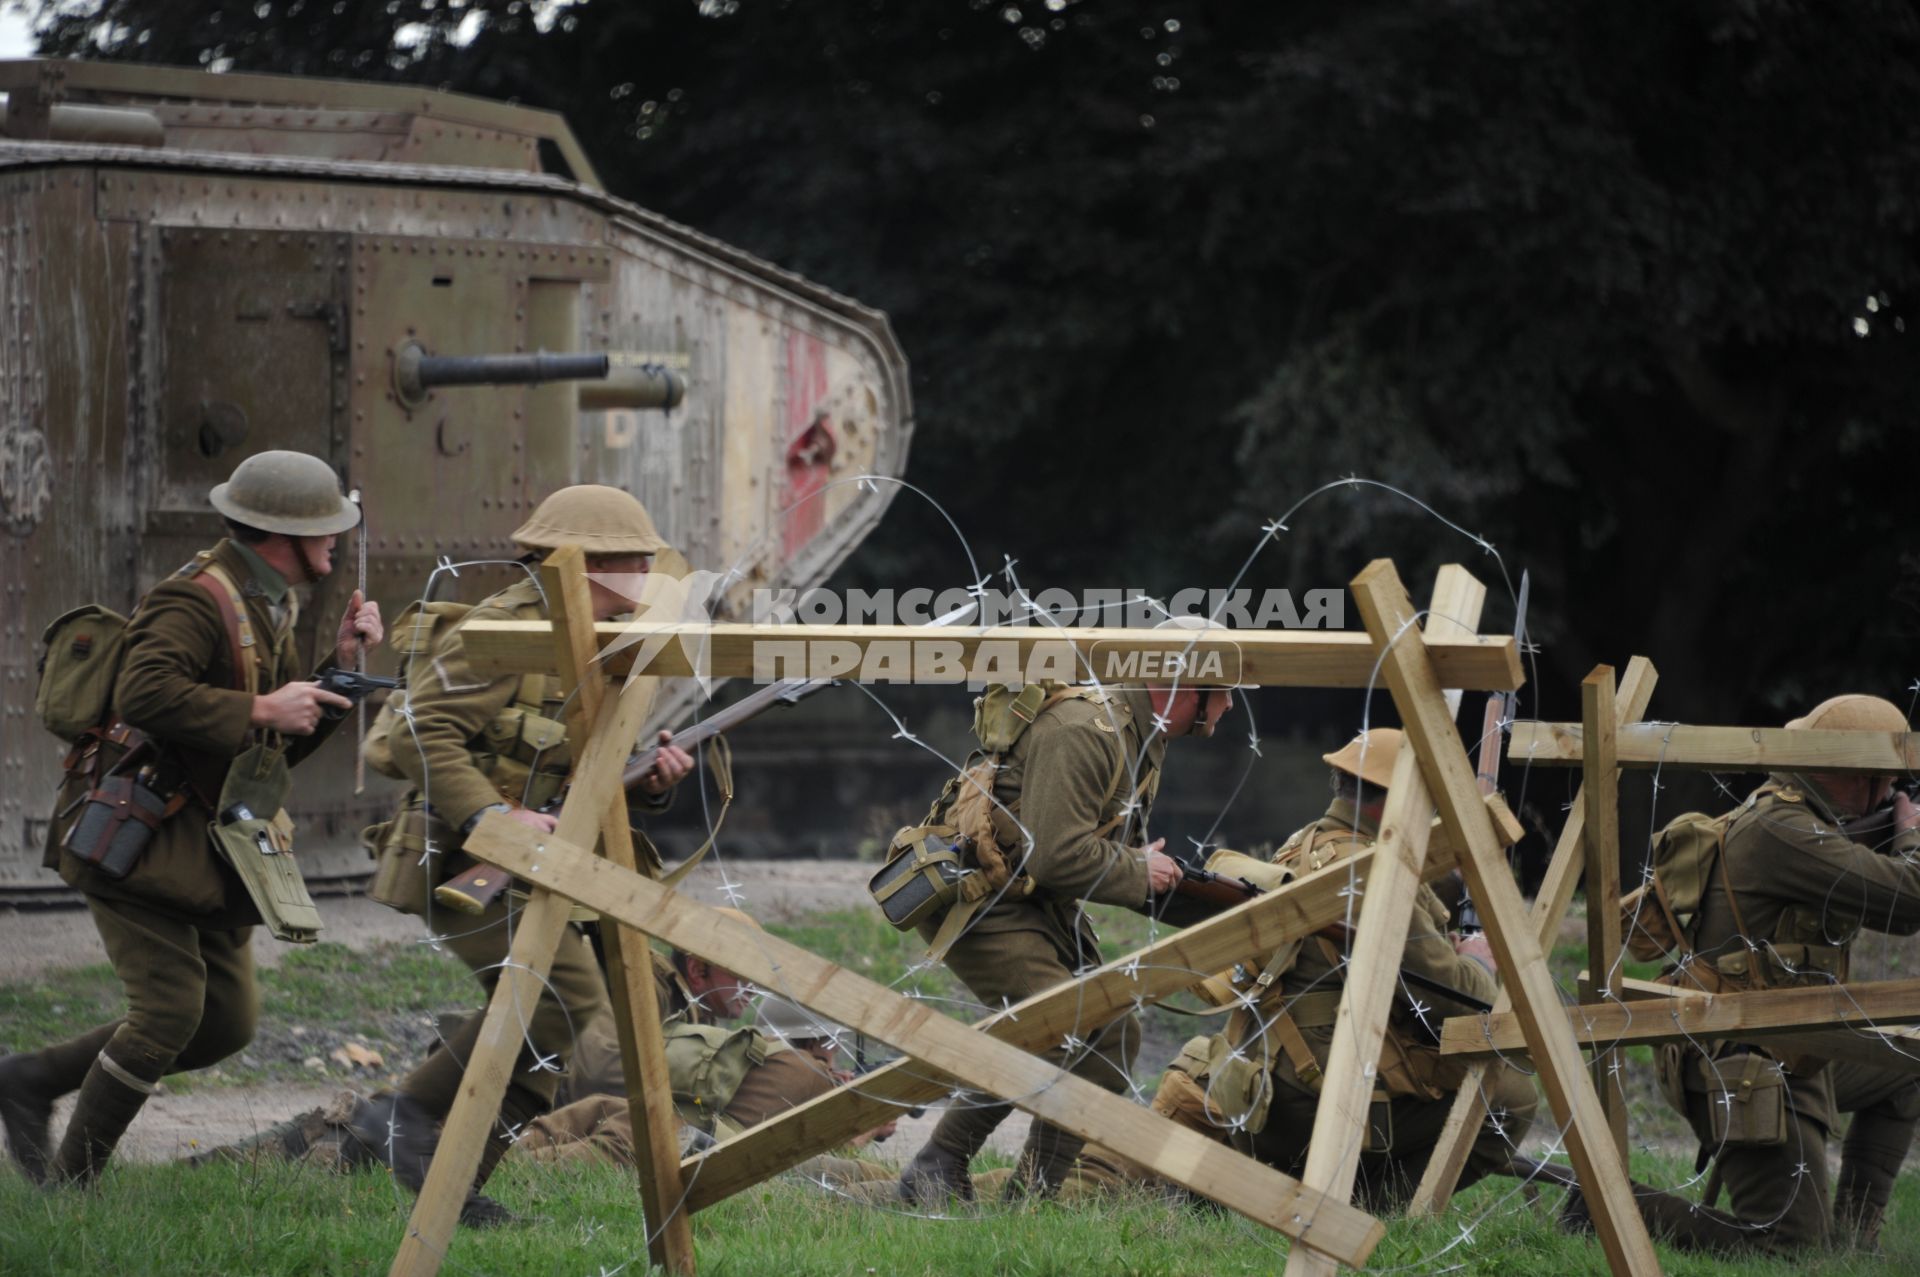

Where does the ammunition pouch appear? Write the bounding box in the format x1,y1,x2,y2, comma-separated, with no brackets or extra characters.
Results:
365,803,448,917
1202,1031,1275,1136
210,745,321,944
474,706,571,809
1695,1051,1790,1149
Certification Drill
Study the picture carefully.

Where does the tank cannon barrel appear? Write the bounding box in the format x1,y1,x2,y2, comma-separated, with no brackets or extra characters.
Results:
393,343,611,406
395,344,606,396
415,351,610,388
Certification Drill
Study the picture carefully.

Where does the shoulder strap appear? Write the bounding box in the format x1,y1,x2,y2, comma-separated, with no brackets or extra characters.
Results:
189,561,259,697
1710,810,1767,988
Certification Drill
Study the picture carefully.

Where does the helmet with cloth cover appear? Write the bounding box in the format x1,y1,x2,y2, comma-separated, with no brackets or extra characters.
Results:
511,484,669,554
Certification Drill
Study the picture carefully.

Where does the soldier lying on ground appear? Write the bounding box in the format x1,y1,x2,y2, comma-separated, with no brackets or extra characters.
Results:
1150,728,1537,1211
188,992,898,1194
1562,694,1920,1253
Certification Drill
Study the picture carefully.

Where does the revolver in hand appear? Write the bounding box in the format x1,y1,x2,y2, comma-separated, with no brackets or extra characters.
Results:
314,669,400,720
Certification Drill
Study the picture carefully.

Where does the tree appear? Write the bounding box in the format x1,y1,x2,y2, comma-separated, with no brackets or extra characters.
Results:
24,0,1920,728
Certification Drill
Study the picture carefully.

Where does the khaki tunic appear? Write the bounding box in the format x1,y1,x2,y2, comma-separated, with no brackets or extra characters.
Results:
375,577,610,1118
45,538,341,926
923,687,1163,963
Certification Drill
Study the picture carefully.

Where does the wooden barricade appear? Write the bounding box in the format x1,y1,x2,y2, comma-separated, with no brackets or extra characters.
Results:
386,555,1683,1277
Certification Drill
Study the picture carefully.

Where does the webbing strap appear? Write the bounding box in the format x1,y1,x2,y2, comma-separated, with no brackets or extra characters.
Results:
192,562,260,697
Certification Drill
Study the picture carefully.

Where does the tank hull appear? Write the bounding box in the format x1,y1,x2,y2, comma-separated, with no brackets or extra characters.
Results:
0,79,911,895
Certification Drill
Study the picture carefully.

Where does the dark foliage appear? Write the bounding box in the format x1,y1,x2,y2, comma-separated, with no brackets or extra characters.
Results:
22,0,1920,729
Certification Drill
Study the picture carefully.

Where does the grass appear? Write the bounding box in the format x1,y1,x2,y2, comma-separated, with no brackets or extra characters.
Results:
0,1154,1912,1277
4,901,1917,1273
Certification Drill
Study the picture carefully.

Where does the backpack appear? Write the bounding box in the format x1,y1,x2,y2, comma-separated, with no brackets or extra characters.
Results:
662,1022,779,1134
34,553,268,745
35,605,133,743
1619,809,1738,963
360,600,472,780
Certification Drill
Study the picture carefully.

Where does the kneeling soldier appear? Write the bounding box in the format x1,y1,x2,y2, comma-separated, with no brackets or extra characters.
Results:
1571,695,1920,1251
1169,728,1537,1210
0,451,379,1185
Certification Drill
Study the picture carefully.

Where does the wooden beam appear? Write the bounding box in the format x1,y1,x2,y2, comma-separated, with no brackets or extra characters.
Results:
541,549,694,1275
1579,666,1628,1172
676,793,1522,1211
390,673,661,1277
1280,566,1480,1277
1349,559,1661,1277
1440,976,1920,1058
456,619,1526,690
463,818,1388,1268
1509,722,1920,774
1407,658,1658,1217
1591,975,1920,1078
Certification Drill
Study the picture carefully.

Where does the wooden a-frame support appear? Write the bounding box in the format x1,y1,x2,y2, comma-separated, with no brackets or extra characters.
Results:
1406,657,1659,1217
393,557,1672,1276
1283,561,1661,1277
389,546,693,1277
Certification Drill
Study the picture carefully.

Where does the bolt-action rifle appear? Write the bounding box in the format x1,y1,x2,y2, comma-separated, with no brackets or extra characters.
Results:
432,677,828,914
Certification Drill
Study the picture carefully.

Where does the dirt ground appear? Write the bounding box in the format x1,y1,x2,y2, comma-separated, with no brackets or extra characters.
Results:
4,859,1036,1166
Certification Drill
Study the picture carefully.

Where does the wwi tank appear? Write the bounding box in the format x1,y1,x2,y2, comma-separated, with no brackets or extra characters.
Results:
0,58,913,895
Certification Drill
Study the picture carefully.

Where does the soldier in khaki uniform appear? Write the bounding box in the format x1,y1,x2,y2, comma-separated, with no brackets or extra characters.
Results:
0,451,380,1186
1568,695,1920,1251
896,672,1230,1202
188,938,754,1172
350,484,692,1224
1166,729,1536,1209
554,942,751,1106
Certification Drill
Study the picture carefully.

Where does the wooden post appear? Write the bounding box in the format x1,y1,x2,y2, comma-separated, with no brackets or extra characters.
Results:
1407,657,1657,1216
1279,567,1483,1277
1346,559,1661,1277
389,673,659,1277
541,549,695,1275
1580,665,1629,1173
465,816,1390,1268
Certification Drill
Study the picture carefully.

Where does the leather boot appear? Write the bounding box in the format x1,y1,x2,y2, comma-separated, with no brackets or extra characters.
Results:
1560,1178,1760,1252
1833,1166,1892,1252
1002,1120,1085,1202
49,1051,158,1187
346,1091,441,1191
0,1021,120,1184
457,1085,543,1228
897,1141,976,1206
